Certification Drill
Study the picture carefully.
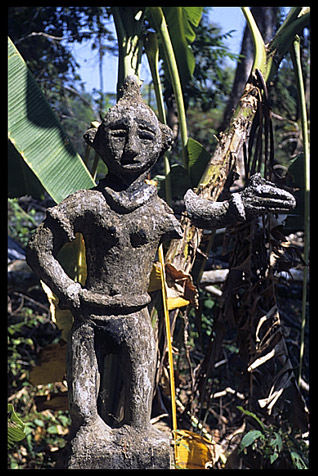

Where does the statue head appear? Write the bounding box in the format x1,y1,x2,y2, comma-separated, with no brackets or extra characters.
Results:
84,76,173,182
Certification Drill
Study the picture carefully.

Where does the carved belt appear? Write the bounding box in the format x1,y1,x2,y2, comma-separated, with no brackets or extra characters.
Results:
79,289,151,316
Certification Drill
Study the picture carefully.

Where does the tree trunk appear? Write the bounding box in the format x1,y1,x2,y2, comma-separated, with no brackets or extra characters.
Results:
220,7,279,132
165,79,260,273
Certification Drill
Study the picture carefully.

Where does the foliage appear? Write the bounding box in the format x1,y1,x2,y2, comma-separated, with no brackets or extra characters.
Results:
8,199,38,248
8,404,26,449
268,33,309,167
8,7,114,110
112,7,145,96
8,37,95,204
165,10,236,165
8,6,309,470
8,267,71,468
8,200,72,469
8,398,71,469
184,10,238,112
154,7,204,88
56,90,97,158
238,407,308,469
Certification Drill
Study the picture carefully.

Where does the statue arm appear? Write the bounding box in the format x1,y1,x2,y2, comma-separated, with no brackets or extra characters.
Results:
184,173,296,231
184,189,242,230
26,218,81,310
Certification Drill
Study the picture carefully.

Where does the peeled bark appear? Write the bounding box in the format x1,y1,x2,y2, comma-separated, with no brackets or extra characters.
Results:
220,7,279,131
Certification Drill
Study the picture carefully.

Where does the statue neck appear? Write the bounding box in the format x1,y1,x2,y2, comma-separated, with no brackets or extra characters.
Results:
98,173,157,213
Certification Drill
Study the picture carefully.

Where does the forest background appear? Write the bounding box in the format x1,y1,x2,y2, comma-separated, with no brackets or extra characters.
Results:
8,6,309,469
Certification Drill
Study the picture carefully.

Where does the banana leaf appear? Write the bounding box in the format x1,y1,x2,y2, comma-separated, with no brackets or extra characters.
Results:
8,139,44,200
187,137,211,188
8,404,25,449
146,7,203,88
8,37,95,204
161,7,203,86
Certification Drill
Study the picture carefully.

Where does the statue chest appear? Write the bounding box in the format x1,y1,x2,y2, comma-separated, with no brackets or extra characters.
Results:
82,203,163,252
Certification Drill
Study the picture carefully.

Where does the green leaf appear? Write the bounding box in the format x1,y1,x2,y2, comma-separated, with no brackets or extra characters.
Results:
237,406,266,432
147,7,203,88
270,451,279,464
153,164,192,201
290,451,308,469
241,8,267,77
8,403,26,449
269,432,282,465
146,7,190,168
162,7,203,86
34,418,45,427
240,430,264,451
270,432,283,453
167,164,192,200
8,37,95,204
267,9,310,82
187,137,211,187
47,425,59,434
8,139,45,200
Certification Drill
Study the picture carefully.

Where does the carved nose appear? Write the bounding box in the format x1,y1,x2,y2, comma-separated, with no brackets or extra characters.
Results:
122,134,139,162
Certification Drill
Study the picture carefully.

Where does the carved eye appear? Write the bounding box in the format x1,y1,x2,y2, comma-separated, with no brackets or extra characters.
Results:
138,130,155,141
110,129,127,140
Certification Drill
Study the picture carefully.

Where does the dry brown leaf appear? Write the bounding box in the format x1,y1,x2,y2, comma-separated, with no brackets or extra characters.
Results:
41,281,73,342
30,343,67,385
34,392,69,412
166,263,198,309
148,262,199,310
148,262,162,292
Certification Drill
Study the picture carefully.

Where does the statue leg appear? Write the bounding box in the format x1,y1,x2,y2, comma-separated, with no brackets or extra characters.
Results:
67,310,157,431
61,311,171,469
84,309,156,430
67,320,105,431
121,308,157,429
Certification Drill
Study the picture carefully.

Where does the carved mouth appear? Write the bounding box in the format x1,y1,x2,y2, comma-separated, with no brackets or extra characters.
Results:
121,154,141,165
121,162,143,170
120,156,145,170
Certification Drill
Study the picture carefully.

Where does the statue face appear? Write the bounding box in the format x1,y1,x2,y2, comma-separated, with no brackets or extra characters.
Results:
83,76,174,184
96,106,163,180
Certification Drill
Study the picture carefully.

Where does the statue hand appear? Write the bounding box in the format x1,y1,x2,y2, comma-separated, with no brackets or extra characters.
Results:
238,173,296,217
59,282,82,310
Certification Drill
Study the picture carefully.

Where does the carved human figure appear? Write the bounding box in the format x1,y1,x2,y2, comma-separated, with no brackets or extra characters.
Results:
27,76,295,468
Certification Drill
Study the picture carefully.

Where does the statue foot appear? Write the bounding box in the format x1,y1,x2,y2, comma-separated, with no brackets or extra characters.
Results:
71,415,113,448
114,422,171,445
64,420,172,469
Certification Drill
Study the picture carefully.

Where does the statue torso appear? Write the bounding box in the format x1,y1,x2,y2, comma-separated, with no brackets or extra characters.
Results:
47,184,182,301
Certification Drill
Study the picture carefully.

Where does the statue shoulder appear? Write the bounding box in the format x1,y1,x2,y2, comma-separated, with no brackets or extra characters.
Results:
45,188,105,241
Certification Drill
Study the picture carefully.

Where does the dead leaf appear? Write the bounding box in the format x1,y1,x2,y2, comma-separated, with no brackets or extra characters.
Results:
166,263,198,310
34,392,69,412
174,429,221,469
148,262,162,292
41,281,73,342
30,343,67,385
148,262,199,310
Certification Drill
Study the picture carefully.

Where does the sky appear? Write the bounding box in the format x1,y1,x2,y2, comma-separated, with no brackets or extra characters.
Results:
70,7,247,96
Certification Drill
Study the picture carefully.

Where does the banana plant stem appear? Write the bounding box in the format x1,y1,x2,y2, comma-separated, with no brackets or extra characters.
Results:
145,32,172,205
241,7,267,77
112,7,144,98
149,7,188,170
290,36,310,387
